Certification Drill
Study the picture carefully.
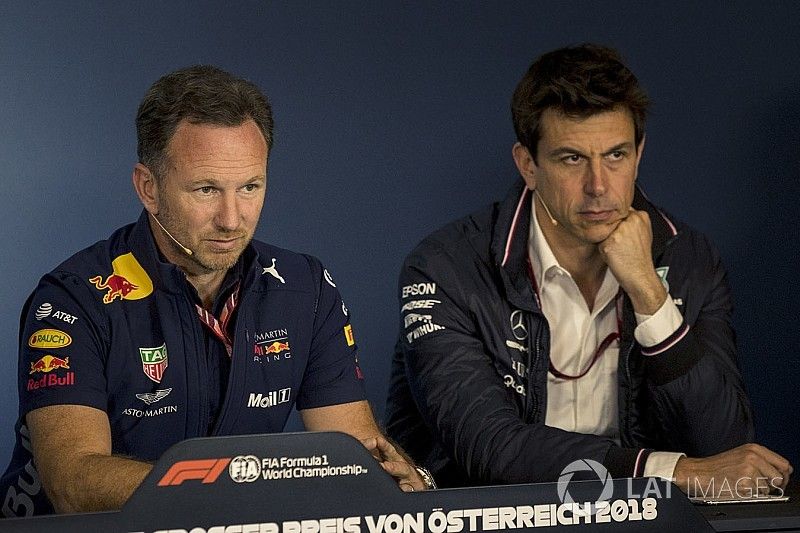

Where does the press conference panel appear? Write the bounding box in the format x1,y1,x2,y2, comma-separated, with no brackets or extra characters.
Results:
2,432,798,532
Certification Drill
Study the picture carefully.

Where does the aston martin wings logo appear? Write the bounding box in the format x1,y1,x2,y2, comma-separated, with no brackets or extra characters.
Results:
136,388,173,405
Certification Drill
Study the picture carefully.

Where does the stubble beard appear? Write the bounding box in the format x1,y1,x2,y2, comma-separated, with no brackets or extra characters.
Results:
157,204,249,274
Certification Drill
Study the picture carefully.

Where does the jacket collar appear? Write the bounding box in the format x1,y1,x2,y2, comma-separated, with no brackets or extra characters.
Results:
126,210,260,295
635,187,679,259
491,179,679,312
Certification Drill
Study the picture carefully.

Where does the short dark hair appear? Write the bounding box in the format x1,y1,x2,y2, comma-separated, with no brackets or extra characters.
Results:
136,65,274,177
511,44,649,161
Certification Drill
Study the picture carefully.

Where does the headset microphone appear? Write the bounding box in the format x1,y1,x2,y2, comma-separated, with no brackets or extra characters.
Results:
149,213,193,256
534,190,558,227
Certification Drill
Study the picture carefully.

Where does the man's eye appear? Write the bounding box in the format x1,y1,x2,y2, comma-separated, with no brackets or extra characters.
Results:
562,154,582,164
608,151,625,160
243,184,258,192
198,186,214,194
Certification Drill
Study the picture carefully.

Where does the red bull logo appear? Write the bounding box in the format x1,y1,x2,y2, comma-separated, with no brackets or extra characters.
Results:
29,355,70,374
254,339,291,356
90,274,138,303
27,372,75,391
89,252,153,304
265,341,290,354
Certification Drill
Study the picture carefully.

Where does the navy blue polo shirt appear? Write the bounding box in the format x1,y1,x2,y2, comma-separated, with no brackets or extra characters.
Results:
0,211,366,517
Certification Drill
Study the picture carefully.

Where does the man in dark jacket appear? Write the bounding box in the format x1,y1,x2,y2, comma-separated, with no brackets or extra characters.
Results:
386,44,792,494
1,65,428,518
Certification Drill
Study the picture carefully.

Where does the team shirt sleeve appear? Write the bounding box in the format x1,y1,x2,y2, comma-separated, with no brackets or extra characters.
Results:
19,272,109,417
295,262,366,410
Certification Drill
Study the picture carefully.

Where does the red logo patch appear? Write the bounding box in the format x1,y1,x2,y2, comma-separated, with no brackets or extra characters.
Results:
157,458,231,487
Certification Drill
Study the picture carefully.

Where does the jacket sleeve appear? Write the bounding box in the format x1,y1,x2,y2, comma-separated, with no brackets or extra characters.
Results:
398,245,643,483
642,231,754,456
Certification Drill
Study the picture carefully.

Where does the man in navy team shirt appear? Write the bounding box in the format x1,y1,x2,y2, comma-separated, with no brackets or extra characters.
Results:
1,65,428,517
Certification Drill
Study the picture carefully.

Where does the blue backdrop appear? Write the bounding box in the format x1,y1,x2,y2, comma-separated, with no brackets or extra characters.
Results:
1,1,798,471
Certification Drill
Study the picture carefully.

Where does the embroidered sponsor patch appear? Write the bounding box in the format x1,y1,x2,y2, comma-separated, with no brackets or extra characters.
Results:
247,388,291,409
258,340,290,355
139,343,168,383
655,266,670,292
400,299,441,312
403,313,432,328
28,329,72,349
262,258,285,284
29,355,70,374
34,302,52,320
35,303,79,324
253,329,292,362
505,339,527,353
122,405,178,418
401,282,436,298
405,322,445,343
344,324,355,346
27,372,75,391
403,309,446,343
136,388,173,405
509,310,528,341
89,252,153,304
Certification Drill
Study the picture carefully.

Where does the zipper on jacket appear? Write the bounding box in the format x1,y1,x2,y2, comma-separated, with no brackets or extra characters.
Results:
527,323,542,423
623,341,635,445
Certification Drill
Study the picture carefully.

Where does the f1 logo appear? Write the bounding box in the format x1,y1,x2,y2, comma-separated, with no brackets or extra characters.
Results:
157,458,232,487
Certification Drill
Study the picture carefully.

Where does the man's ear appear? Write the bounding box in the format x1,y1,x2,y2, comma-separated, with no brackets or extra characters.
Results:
512,142,537,191
132,163,159,215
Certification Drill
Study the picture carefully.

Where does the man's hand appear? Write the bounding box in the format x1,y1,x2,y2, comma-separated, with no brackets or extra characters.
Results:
361,436,426,492
673,444,793,497
598,208,666,315
300,401,428,492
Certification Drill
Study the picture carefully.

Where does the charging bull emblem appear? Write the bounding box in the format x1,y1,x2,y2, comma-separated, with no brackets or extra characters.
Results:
89,252,153,304
29,355,70,374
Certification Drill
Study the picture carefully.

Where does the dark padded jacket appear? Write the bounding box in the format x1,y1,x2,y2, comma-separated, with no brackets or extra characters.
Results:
386,180,753,487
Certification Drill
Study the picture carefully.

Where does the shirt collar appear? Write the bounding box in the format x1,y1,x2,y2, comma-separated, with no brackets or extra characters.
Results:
527,198,619,311
528,198,562,285
129,209,256,299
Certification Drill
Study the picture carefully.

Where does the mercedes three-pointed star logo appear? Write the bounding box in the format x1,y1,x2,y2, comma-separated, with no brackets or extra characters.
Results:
510,310,527,341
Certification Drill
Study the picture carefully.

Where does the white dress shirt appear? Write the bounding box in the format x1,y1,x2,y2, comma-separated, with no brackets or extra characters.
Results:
528,200,685,479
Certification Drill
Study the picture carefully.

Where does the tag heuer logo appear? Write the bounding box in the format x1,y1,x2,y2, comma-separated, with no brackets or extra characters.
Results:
139,343,168,383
